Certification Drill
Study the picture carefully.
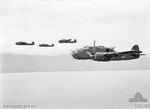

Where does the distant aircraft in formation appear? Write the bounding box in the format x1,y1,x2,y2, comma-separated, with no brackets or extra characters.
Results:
15,40,146,62
39,43,54,47
59,39,77,43
71,41,145,61
15,41,35,45
15,39,77,46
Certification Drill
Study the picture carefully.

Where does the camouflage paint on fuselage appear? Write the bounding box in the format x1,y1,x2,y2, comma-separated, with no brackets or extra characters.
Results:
93,51,141,62
111,53,140,61
72,46,115,60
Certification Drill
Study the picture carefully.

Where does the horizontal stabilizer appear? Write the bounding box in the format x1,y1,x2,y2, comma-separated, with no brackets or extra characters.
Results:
140,54,146,55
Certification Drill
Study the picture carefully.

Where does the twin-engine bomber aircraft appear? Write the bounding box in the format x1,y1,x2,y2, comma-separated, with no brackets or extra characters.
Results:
71,41,115,60
39,43,54,47
15,41,35,45
72,44,145,61
59,39,77,43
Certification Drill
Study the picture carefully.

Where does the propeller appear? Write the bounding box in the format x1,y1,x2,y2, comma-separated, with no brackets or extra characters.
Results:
86,51,94,60
70,48,78,54
70,50,76,56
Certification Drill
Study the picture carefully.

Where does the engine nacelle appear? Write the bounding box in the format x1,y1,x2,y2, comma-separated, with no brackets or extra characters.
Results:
93,53,111,61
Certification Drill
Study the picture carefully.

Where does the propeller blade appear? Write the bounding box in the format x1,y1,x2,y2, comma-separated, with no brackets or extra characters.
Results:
86,51,94,59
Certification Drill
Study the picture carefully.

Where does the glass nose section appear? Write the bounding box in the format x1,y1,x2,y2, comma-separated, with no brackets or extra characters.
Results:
71,51,77,59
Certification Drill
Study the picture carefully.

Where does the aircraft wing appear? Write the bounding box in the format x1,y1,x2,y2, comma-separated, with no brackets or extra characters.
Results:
97,50,142,56
95,50,143,59
117,50,142,54
95,52,118,56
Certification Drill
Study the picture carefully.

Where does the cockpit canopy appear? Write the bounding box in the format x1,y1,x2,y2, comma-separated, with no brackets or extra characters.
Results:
76,46,115,53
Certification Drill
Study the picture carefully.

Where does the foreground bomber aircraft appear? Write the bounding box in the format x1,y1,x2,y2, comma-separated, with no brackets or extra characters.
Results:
15,41,35,45
71,41,115,60
91,45,144,61
39,43,54,47
72,44,145,62
59,39,77,43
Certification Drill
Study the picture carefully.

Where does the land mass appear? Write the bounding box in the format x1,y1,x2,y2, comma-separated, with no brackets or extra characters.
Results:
1,53,150,73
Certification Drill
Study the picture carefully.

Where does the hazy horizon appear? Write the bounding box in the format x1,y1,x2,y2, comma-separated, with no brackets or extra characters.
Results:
1,53,150,73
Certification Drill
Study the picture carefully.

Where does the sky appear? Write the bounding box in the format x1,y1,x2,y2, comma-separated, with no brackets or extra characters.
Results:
0,0,150,55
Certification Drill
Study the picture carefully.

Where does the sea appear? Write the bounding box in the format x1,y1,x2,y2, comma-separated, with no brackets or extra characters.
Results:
1,70,150,109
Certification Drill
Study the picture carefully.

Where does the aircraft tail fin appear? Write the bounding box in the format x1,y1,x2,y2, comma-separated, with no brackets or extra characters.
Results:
32,41,35,45
74,39,77,42
131,45,139,51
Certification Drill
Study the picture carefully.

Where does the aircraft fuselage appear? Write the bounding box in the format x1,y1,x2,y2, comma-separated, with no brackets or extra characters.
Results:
93,52,140,62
